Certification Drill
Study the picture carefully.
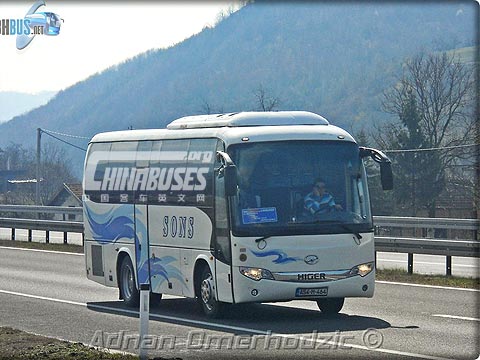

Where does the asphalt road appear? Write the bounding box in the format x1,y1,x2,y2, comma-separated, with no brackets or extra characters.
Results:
0,246,478,359
1,227,478,278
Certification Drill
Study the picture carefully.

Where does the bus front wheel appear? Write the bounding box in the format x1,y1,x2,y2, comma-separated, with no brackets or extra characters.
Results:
317,298,344,315
119,256,140,307
199,266,224,318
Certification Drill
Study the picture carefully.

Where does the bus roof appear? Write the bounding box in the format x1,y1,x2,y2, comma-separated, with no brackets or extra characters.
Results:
89,111,356,145
167,111,329,129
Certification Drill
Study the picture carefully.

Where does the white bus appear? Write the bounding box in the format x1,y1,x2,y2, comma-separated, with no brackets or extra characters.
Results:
83,111,392,318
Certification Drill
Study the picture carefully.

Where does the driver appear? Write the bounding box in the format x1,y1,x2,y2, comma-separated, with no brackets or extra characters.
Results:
304,178,342,215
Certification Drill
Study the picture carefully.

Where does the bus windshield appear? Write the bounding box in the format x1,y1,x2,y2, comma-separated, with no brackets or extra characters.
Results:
228,141,372,237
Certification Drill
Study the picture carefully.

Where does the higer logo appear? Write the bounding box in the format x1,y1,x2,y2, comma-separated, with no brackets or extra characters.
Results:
297,273,326,281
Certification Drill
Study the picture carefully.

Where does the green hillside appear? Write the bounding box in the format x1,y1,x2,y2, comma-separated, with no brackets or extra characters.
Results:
0,1,476,175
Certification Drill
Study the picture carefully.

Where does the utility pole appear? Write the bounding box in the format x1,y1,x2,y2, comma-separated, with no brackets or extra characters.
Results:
36,128,41,205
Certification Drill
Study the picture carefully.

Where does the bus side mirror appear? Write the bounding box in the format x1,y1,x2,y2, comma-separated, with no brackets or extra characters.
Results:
224,165,238,197
380,162,393,190
359,147,393,191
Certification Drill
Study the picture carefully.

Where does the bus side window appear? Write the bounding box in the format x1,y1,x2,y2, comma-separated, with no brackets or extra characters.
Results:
187,138,216,206
85,142,111,203
136,140,153,168
110,141,138,170
90,143,111,182
149,140,163,167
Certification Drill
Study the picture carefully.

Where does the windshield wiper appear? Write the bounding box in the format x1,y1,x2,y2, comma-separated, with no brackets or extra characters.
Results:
289,220,363,240
255,235,273,243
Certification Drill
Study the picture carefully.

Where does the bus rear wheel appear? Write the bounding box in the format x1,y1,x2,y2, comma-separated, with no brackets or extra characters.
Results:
119,256,140,307
198,266,224,318
317,298,344,315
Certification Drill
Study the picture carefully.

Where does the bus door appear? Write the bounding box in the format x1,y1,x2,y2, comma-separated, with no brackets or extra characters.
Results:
134,141,152,287
214,143,234,303
134,204,150,287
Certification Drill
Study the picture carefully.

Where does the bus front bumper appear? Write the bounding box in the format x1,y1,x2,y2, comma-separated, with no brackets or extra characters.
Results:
232,268,375,303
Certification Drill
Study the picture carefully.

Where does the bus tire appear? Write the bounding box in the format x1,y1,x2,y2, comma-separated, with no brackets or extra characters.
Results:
119,256,140,307
317,297,344,314
199,266,224,318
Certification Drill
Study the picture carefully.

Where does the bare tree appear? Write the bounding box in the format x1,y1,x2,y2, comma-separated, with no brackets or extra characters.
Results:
376,51,476,216
199,99,224,115
200,99,214,115
39,142,77,205
0,143,76,205
382,52,475,154
253,84,280,111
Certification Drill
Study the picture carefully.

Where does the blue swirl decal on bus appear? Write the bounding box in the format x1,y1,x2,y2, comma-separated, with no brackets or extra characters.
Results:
133,207,149,285
250,249,299,264
150,256,187,292
85,206,135,244
85,204,150,285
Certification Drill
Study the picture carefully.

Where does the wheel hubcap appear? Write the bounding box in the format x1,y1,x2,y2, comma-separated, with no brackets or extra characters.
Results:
122,265,134,299
200,274,214,311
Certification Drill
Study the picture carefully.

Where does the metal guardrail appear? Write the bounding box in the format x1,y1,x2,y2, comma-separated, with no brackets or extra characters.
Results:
0,205,83,216
0,206,478,276
373,215,479,276
373,216,479,231
0,205,83,244
0,218,83,233
374,236,479,257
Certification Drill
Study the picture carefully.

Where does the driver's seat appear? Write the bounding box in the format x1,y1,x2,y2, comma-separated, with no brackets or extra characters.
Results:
291,191,309,221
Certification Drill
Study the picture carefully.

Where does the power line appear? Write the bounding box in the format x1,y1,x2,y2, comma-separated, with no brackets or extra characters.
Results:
42,131,87,152
384,143,478,153
42,128,91,140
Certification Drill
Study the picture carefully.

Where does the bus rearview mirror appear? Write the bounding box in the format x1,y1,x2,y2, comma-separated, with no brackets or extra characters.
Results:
224,165,238,197
380,162,393,190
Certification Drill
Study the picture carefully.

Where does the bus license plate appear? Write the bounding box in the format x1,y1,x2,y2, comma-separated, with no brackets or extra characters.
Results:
295,287,328,297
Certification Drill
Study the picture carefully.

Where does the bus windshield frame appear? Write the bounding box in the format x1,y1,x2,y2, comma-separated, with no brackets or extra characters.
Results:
228,140,373,237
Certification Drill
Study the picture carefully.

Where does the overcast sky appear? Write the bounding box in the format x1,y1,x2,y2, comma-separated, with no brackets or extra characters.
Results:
0,1,239,93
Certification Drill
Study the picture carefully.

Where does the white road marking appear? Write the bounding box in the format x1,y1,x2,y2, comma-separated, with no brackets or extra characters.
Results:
0,288,453,360
377,258,477,268
432,314,480,322
376,281,480,292
0,246,83,256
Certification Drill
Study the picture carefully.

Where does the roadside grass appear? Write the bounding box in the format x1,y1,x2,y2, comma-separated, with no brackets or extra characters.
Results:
376,268,479,289
0,239,83,253
0,327,138,360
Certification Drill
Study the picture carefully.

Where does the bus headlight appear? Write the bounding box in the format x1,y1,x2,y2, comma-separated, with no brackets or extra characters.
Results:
349,262,374,277
239,267,274,281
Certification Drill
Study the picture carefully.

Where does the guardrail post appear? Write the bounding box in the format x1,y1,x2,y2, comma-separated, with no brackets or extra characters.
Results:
407,253,414,274
46,231,49,244
446,256,452,277
28,229,32,242
63,232,67,244
11,228,15,241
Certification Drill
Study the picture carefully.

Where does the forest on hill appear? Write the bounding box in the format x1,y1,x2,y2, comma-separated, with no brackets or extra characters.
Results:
0,1,475,179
